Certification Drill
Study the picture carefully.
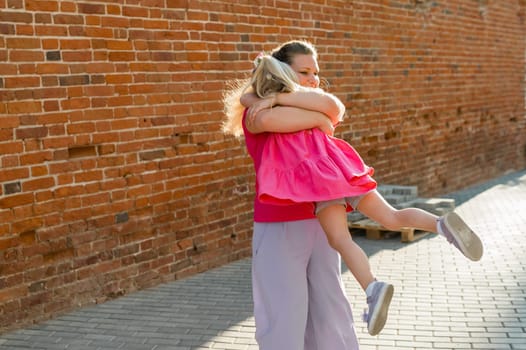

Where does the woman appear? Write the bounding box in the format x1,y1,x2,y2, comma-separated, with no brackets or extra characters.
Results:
223,40,361,349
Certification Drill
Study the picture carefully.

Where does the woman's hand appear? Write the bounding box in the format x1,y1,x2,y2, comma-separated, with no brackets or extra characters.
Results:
247,96,275,125
318,117,335,136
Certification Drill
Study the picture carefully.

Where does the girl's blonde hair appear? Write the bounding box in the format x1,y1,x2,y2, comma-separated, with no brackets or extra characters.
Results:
222,55,302,137
221,79,249,137
251,55,301,98
222,40,317,137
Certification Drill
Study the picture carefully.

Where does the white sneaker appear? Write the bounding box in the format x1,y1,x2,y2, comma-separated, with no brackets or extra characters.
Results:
438,212,483,261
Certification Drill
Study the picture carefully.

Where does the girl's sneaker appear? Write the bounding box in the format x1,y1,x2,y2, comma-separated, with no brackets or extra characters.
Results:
362,281,394,336
438,212,483,261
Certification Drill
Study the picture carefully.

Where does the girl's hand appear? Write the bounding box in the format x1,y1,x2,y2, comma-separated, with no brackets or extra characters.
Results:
247,96,275,124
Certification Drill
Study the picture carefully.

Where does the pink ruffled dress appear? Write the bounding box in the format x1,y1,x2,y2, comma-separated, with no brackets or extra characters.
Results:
257,128,376,209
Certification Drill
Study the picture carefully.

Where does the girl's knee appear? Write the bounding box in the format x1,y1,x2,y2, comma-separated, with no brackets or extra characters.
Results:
325,231,353,253
378,212,403,231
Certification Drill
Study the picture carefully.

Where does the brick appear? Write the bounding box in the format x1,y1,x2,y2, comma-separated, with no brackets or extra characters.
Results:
4,77,40,89
22,177,55,192
42,75,59,86
139,150,166,161
60,97,90,110
43,247,74,264
43,100,60,111
77,3,105,14
66,122,95,134
60,39,91,50
0,168,30,182
15,127,48,140
6,101,42,114
74,170,102,183
6,37,40,49
25,0,58,11
12,217,43,234
42,39,59,49
35,24,67,36
0,193,34,209
9,50,44,62
4,182,21,195
115,212,129,223
53,13,83,25
167,0,188,8
108,51,135,61
0,23,15,34
45,51,61,61
0,11,32,23
58,74,89,86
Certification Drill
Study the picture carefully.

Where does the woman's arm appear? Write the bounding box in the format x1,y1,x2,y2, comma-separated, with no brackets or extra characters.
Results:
241,90,346,125
245,106,334,135
275,89,345,125
240,92,260,108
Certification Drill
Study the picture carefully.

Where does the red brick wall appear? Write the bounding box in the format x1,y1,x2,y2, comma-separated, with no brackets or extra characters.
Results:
1,0,525,331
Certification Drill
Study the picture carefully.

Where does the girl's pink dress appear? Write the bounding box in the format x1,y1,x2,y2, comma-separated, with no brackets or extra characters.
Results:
257,128,376,209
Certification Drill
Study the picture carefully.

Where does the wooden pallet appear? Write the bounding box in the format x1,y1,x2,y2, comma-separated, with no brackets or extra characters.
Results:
349,218,428,242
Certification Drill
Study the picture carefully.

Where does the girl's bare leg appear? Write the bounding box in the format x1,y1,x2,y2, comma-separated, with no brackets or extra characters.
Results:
357,190,483,261
356,190,438,233
316,203,375,291
316,202,394,336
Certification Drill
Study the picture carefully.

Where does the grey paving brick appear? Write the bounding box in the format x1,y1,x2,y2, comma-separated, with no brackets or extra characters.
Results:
474,344,512,350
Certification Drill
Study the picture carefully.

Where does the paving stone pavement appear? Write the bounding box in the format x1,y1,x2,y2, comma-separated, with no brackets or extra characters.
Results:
1,169,525,350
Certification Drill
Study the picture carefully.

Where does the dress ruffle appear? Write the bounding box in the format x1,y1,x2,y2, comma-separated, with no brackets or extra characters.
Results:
257,128,376,206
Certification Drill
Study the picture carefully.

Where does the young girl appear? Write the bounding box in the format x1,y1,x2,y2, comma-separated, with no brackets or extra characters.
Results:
223,41,483,337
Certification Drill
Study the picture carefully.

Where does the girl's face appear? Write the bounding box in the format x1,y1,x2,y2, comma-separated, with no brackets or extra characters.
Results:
290,54,320,88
